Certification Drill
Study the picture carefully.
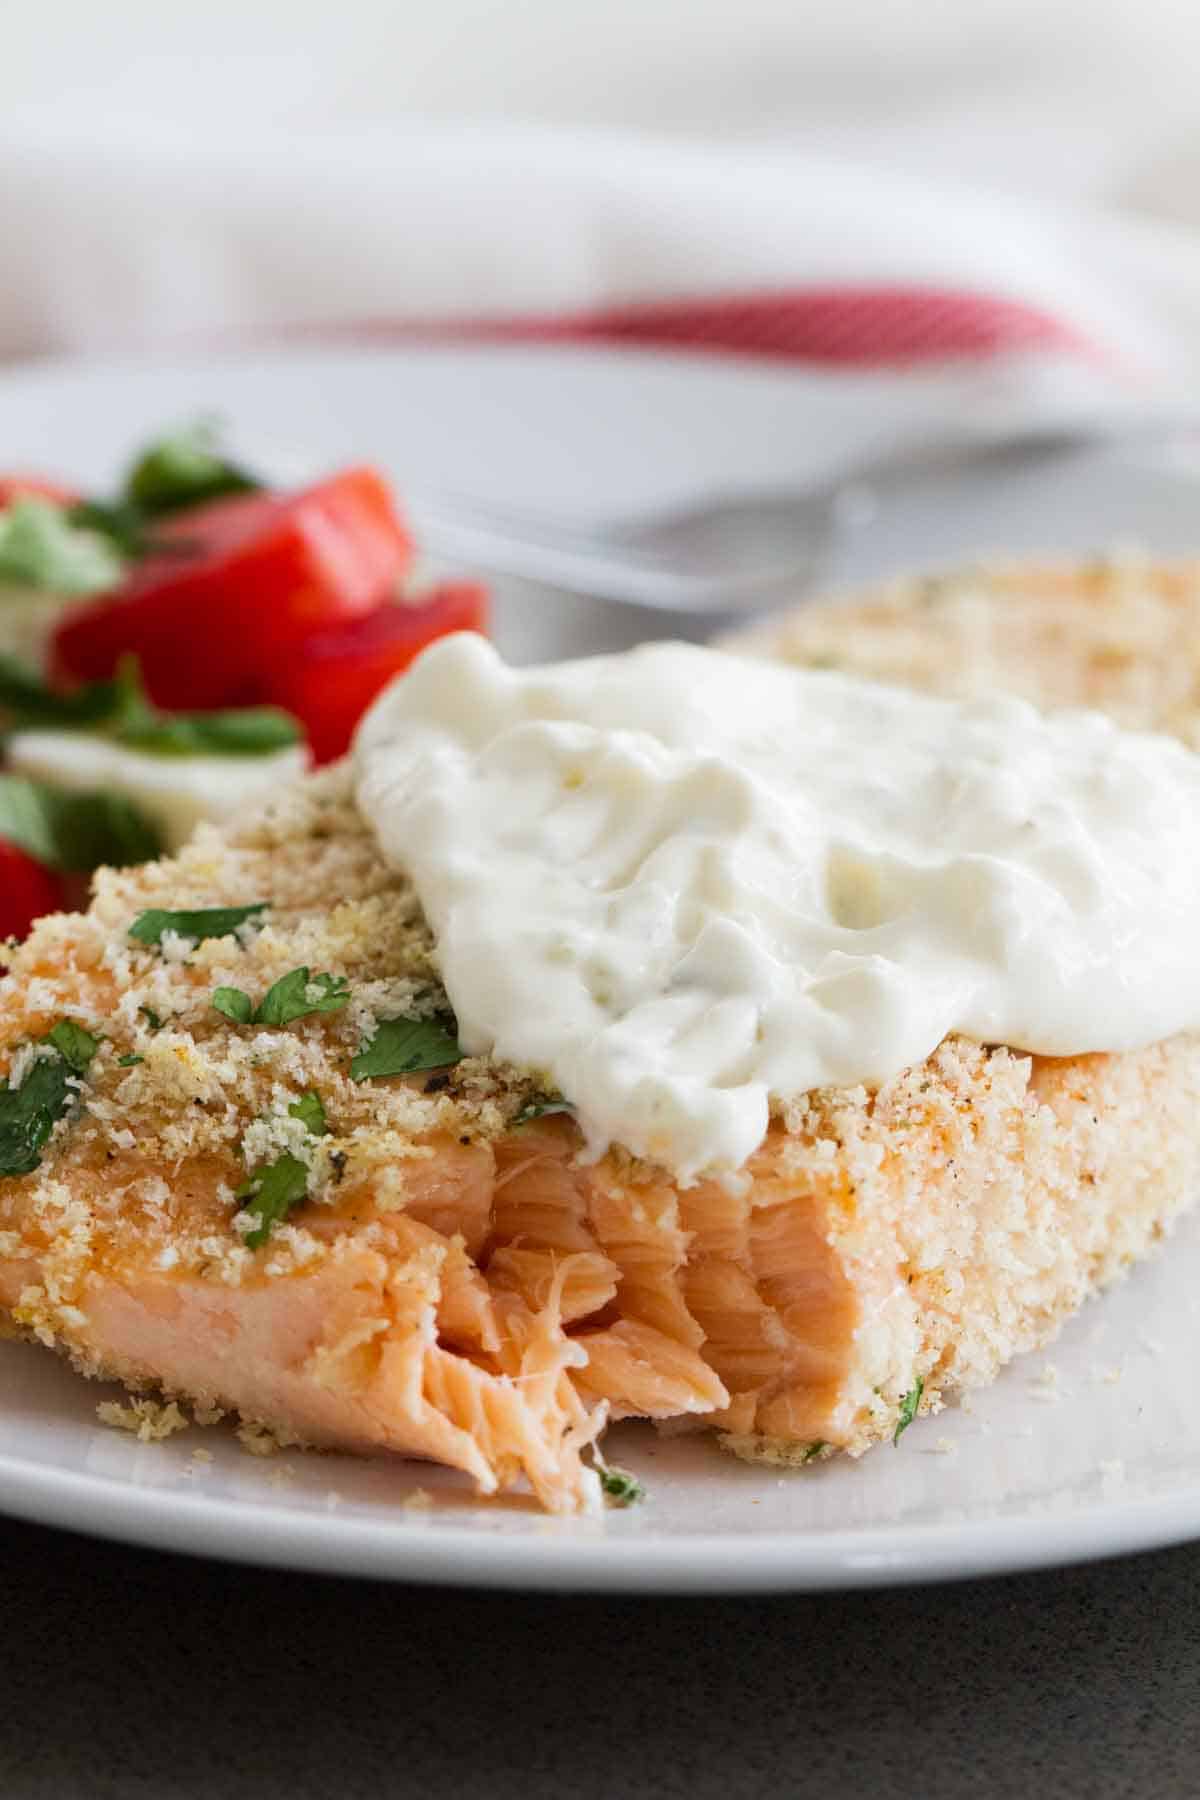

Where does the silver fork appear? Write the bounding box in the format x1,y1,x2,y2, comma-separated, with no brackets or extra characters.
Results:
406,483,847,614
404,429,1121,616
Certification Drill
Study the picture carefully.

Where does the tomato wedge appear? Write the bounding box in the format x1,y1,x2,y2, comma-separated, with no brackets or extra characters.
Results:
0,841,67,944
52,468,412,711
262,587,488,764
0,475,80,510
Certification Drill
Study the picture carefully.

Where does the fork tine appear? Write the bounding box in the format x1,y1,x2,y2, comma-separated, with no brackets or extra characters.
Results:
406,506,824,612
407,492,642,559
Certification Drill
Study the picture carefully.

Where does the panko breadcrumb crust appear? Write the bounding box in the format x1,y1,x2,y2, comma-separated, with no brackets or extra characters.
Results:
2,559,1200,1506
722,552,1200,743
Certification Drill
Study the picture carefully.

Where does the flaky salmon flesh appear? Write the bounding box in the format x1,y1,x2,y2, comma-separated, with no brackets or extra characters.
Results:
6,558,1200,1512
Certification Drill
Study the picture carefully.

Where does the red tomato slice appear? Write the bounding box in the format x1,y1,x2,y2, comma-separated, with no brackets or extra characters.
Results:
262,586,488,764
52,467,412,711
0,475,80,509
0,841,67,945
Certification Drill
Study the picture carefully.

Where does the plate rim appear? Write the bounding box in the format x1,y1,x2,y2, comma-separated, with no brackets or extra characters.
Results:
3,1449,1198,1592
0,333,754,395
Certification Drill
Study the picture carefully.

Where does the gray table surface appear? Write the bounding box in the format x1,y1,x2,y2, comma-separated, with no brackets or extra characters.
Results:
1,1516,1196,1799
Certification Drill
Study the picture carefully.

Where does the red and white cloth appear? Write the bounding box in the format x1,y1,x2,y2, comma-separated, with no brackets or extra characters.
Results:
5,118,1200,479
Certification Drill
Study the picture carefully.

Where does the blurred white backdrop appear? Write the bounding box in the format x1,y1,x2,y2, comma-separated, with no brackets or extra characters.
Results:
6,0,1200,371
5,0,1200,220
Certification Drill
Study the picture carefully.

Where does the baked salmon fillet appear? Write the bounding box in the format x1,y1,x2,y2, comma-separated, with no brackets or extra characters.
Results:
4,562,1200,1512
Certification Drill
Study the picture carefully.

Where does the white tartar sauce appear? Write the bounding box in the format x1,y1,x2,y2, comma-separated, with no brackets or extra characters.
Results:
355,633,1200,1180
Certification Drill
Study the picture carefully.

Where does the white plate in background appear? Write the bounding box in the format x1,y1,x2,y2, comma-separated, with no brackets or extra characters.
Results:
2,341,1200,1591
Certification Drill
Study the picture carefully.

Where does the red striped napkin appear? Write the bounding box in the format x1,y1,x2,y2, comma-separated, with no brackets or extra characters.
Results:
3,119,1196,470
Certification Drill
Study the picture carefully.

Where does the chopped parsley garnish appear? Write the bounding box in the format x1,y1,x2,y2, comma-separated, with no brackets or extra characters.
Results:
129,902,267,948
0,654,300,759
117,1053,144,1068
0,775,162,873
234,1153,310,1251
597,1466,646,1507
513,1097,575,1127
893,1378,924,1446
288,1091,328,1136
46,1021,100,1074
235,1090,329,1248
213,969,350,1030
0,1057,75,1178
0,498,124,595
0,1021,100,1177
139,1007,163,1032
801,1441,826,1464
350,1015,462,1082
257,969,350,1028
211,986,253,1025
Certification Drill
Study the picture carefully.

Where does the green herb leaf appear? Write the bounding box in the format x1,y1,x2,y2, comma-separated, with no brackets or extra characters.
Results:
139,1007,163,1032
0,498,124,595
117,1053,144,1068
45,1021,100,1074
0,1020,100,1177
288,1091,328,1137
0,775,63,867
123,421,261,520
597,1466,646,1507
513,1097,575,1127
116,706,301,758
105,655,155,731
235,1152,310,1250
0,652,149,735
893,1377,925,1446
0,652,127,729
257,968,350,1028
0,654,301,761
0,652,60,720
213,969,350,1030
58,791,163,873
0,775,162,873
107,659,299,760
0,1054,74,1177
350,1015,462,1082
68,498,151,560
212,986,254,1025
129,902,267,948
800,1441,826,1465
66,423,260,560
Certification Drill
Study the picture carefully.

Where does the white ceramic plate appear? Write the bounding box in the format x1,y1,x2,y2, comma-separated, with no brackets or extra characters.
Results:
3,342,1200,1593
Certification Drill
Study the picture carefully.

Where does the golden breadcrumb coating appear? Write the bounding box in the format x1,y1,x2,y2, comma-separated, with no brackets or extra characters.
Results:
724,552,1200,744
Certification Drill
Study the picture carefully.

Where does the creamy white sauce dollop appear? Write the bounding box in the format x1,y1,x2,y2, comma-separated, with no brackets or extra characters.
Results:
355,633,1200,1180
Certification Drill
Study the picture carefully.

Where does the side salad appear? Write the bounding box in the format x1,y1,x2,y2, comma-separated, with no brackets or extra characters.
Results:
0,425,487,945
